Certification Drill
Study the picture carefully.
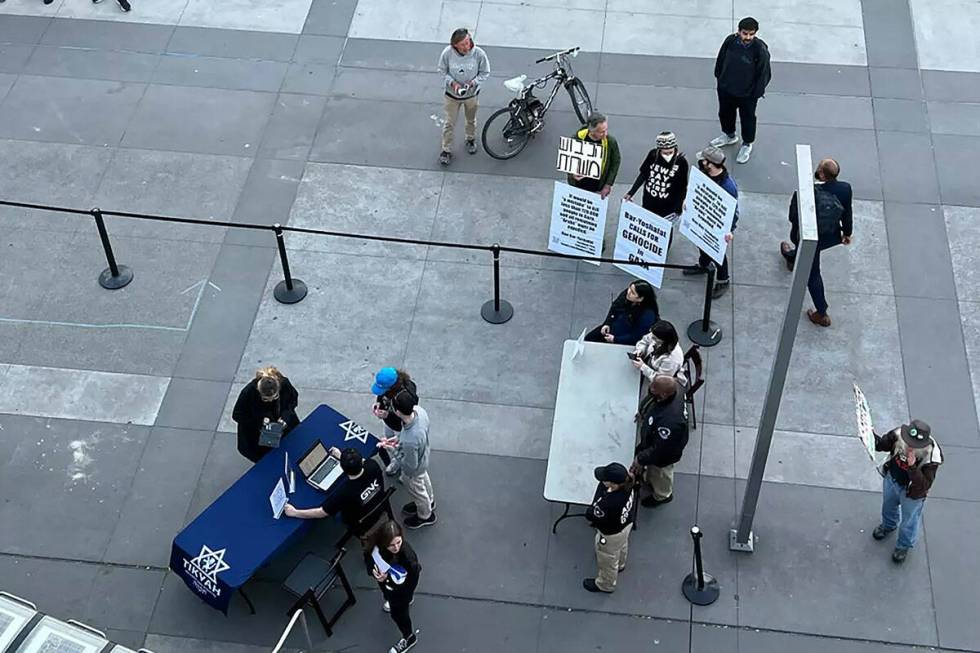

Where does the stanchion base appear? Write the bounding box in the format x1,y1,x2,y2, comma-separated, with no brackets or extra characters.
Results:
682,573,720,605
99,265,133,290
687,319,722,347
274,279,308,304
481,299,514,324
729,528,755,553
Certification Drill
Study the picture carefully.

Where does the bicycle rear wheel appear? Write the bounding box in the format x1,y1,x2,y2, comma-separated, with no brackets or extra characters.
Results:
566,78,593,124
481,107,532,160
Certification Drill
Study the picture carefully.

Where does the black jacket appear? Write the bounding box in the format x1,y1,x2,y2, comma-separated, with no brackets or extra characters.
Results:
714,34,771,99
232,377,300,431
376,377,418,433
635,389,689,468
628,150,690,217
600,289,659,347
585,482,635,535
788,179,853,249
366,539,421,604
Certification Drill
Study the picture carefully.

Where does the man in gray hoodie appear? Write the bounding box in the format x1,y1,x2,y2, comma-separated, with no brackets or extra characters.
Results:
380,390,437,529
438,28,491,166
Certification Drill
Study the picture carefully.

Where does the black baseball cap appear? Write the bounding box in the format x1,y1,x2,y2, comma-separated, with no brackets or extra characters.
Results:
594,462,629,484
339,448,364,474
900,419,932,449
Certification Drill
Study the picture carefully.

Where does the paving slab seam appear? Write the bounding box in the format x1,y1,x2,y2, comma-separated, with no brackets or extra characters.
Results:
698,620,969,652
0,551,169,573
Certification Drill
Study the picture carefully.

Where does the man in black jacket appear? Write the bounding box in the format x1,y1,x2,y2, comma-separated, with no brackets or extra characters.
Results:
711,17,771,164
632,376,688,507
583,463,636,593
779,158,853,327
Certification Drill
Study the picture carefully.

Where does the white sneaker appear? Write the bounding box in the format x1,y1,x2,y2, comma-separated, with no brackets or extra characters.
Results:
710,133,739,147
736,143,753,163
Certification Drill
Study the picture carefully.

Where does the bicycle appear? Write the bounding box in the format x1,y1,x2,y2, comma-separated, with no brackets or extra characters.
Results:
481,46,593,160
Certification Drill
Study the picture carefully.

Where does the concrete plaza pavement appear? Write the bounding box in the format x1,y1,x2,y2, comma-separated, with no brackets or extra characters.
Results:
2,0,980,651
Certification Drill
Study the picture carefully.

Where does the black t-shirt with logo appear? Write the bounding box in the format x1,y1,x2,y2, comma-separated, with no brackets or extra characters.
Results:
321,458,385,535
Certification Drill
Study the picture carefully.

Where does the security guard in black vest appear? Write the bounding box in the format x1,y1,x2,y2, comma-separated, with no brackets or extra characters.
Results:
583,462,636,593
633,376,689,507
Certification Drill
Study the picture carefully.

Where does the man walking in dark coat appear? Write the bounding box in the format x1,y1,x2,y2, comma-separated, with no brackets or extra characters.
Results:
780,158,853,327
711,17,771,164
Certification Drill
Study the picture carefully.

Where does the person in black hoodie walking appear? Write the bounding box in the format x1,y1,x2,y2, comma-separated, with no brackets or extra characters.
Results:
711,17,771,164
232,366,300,463
368,520,422,653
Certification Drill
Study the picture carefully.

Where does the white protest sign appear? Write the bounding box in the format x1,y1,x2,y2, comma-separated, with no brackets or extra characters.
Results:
612,201,672,288
853,384,882,468
678,167,737,265
556,136,603,180
548,181,607,265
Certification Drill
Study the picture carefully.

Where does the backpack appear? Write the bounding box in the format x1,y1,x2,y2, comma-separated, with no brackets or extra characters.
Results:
813,185,844,246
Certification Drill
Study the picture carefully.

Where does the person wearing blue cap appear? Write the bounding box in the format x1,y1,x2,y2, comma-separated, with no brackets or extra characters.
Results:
371,367,419,475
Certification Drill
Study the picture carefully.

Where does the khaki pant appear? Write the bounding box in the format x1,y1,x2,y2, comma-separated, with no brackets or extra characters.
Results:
442,95,479,151
645,463,675,501
401,471,435,519
595,525,632,592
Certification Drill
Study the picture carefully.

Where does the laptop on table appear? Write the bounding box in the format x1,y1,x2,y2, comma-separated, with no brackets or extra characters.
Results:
297,440,344,491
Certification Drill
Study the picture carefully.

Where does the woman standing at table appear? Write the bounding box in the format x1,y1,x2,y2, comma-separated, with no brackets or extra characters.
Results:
368,520,422,653
584,280,660,347
232,366,300,463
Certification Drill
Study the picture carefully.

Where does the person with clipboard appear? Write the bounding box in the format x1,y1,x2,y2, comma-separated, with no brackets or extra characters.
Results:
367,520,423,653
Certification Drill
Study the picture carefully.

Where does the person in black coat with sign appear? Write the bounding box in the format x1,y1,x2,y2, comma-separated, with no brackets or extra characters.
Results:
367,520,422,653
232,366,300,463
584,281,660,347
779,158,853,328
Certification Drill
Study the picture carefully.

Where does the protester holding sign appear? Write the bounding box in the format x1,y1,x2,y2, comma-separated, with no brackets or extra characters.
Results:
683,146,739,298
367,520,423,653
584,281,660,346
631,320,687,385
872,420,943,564
232,366,300,463
438,28,491,166
780,158,854,328
624,131,690,223
567,113,620,199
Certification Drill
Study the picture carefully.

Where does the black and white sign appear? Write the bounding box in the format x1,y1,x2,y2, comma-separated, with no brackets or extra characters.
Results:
548,181,607,264
678,167,737,265
613,201,672,288
556,136,603,180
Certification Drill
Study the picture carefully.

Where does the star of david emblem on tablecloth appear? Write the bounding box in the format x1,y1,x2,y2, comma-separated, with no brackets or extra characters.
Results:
189,545,230,582
340,420,370,443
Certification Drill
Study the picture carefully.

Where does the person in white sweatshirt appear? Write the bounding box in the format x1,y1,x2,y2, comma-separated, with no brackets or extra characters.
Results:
437,28,491,165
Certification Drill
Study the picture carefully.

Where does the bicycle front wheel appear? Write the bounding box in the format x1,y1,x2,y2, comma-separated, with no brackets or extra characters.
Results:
481,107,532,160
566,79,593,124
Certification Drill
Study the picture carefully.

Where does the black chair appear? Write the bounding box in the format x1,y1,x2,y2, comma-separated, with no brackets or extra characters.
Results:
683,345,705,429
333,486,397,551
282,549,356,638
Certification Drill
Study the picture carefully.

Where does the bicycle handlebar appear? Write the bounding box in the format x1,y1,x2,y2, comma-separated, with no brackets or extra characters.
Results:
535,46,580,64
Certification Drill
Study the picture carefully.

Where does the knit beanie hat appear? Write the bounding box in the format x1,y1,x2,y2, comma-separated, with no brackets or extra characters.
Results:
656,131,677,150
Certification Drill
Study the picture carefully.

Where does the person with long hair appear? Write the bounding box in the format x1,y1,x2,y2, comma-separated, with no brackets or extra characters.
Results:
631,320,687,385
584,280,660,346
231,366,299,462
583,463,636,593
367,520,423,653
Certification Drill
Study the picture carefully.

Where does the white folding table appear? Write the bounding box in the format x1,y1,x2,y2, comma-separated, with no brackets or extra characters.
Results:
544,339,642,532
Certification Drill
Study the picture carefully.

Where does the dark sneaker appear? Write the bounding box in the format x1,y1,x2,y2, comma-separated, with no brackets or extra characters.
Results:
641,494,673,508
404,513,437,529
465,139,477,155
892,547,909,564
807,309,831,327
389,632,418,653
439,151,452,166
116,0,131,10
402,501,435,516
683,265,708,276
872,524,895,540
582,578,613,593
712,281,730,299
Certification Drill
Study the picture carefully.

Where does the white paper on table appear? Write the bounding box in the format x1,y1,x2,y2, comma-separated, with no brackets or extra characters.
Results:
270,477,288,519
572,327,587,360
371,546,391,575
678,167,737,265
289,470,296,494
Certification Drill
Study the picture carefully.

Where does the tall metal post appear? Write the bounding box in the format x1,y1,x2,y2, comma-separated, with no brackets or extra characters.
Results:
730,144,819,552
481,243,514,324
273,224,308,304
92,208,133,289
687,262,722,346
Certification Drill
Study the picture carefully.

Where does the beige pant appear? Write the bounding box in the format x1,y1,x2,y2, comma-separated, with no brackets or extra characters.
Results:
442,95,479,151
595,525,632,592
645,463,675,501
401,471,435,519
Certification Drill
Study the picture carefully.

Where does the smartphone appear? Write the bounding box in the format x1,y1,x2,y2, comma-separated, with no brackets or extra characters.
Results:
626,352,639,360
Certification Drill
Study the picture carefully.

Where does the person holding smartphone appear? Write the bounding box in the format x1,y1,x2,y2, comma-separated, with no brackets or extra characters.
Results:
367,520,422,653
371,367,419,476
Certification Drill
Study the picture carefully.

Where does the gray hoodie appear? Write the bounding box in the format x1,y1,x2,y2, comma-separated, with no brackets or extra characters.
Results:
438,44,491,100
385,405,431,477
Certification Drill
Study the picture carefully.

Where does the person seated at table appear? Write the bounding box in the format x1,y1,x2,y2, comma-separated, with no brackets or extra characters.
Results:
631,320,687,385
232,366,300,463
371,367,419,476
583,462,636,594
367,520,422,653
283,448,389,551
584,280,660,346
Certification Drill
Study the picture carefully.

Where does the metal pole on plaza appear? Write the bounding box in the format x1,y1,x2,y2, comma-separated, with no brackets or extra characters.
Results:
91,208,133,290
730,144,819,552
481,243,514,324
687,263,722,347
273,224,308,304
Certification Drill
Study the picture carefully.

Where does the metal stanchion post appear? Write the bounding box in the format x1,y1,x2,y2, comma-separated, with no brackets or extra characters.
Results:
686,262,722,346
681,526,720,605
481,243,514,324
91,208,133,290
273,224,307,304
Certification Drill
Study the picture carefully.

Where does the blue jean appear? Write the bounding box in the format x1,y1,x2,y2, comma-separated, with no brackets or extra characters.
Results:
881,473,925,550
